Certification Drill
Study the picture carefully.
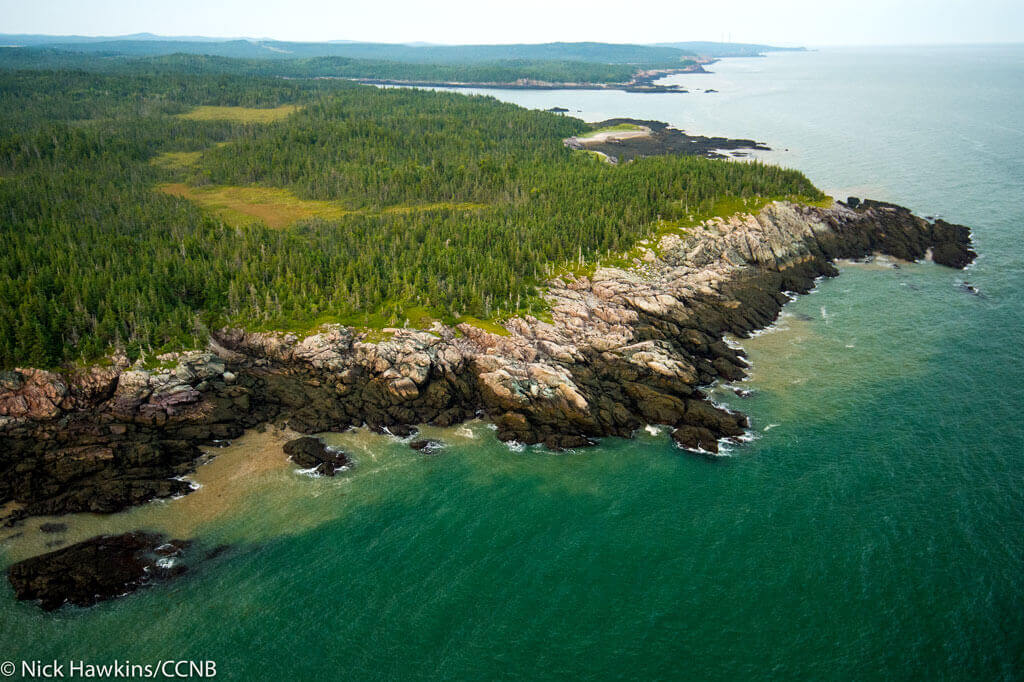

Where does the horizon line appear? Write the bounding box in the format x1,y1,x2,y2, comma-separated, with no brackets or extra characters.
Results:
2,32,1022,50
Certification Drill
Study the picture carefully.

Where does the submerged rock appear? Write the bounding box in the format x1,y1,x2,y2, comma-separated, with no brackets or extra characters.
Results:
7,531,190,611
283,436,351,476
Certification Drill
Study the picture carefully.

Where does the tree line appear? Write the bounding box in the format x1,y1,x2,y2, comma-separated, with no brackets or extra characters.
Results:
0,69,822,368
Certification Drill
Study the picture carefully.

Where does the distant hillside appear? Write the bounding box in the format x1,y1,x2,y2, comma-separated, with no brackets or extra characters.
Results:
0,36,696,65
0,48,646,85
654,41,806,57
0,33,236,45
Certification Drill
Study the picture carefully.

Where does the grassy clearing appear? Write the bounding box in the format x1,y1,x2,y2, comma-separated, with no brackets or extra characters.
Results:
151,150,204,170
159,183,487,229
159,183,351,228
151,142,231,170
578,123,646,139
176,105,300,123
455,316,511,336
573,149,612,163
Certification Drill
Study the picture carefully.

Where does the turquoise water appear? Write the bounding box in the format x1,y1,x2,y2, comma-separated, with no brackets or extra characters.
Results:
2,46,1023,680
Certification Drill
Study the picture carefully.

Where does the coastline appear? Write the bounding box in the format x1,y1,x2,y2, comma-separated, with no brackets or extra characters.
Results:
565,118,770,162
350,62,712,94
0,198,975,533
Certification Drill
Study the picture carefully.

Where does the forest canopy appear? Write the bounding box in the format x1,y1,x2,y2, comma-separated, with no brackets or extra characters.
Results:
0,69,822,369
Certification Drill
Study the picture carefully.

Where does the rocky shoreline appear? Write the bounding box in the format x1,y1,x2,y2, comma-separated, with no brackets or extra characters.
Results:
565,118,771,162
0,199,975,528
350,63,707,94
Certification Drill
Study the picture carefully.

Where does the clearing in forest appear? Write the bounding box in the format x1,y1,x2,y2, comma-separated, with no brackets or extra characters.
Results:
159,184,351,228
158,183,487,229
175,104,301,123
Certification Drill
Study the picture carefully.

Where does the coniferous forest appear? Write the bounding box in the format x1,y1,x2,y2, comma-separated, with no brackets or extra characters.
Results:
0,66,823,369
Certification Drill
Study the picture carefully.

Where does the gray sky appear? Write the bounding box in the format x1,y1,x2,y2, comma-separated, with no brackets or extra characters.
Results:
2,0,1022,46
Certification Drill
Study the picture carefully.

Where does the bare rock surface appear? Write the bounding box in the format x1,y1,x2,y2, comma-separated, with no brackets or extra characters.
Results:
283,436,351,476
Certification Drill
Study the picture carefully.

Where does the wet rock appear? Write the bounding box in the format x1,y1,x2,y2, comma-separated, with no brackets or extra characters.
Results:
283,436,351,476
959,282,982,296
671,425,720,453
387,424,418,438
408,439,444,453
7,532,190,611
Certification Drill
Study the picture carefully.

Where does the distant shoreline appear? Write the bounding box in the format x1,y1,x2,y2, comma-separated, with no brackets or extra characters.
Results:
348,61,714,94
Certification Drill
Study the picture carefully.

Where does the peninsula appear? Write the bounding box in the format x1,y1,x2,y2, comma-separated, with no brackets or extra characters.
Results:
0,61,975,610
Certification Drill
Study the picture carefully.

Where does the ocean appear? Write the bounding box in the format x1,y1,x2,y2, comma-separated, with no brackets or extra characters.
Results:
1,45,1022,680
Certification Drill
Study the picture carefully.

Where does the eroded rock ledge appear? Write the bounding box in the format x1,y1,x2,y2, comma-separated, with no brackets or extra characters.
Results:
0,200,975,522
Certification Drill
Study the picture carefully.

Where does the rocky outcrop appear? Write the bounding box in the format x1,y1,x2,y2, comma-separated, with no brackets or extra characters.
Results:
283,436,351,476
7,532,190,611
409,439,444,453
565,118,770,162
0,199,975,522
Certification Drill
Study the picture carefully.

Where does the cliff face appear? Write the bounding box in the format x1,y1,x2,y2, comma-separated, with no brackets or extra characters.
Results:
0,200,975,522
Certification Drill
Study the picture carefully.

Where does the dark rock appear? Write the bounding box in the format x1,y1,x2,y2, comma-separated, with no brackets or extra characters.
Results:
931,220,977,268
387,424,418,438
283,436,351,476
408,438,444,453
7,531,190,611
671,425,720,453
39,522,67,534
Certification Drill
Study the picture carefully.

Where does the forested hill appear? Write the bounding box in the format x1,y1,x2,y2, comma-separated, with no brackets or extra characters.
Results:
0,39,696,64
653,41,806,57
0,49,647,85
0,69,822,369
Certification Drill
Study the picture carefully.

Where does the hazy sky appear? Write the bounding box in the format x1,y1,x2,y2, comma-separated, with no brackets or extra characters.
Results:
2,0,1022,47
